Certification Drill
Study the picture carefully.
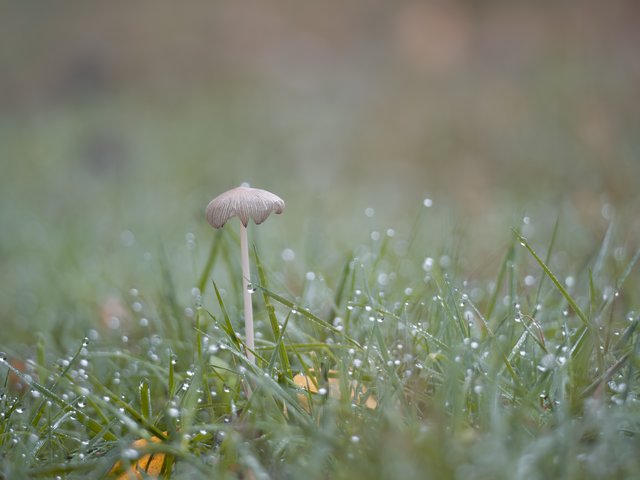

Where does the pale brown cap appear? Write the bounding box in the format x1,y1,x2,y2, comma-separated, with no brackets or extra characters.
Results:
206,186,285,228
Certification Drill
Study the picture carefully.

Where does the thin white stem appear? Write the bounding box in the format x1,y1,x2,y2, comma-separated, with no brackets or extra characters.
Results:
240,222,255,364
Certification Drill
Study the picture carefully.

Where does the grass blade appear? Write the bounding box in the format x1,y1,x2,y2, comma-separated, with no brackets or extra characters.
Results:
254,245,292,378
516,231,591,329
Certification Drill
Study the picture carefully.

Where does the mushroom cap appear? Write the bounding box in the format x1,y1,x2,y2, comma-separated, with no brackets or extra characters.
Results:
206,186,285,228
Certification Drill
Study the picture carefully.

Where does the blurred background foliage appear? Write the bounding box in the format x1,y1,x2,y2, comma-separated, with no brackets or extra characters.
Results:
1,0,639,345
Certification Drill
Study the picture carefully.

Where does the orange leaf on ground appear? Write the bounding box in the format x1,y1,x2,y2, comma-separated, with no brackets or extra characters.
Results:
110,434,168,480
293,370,377,410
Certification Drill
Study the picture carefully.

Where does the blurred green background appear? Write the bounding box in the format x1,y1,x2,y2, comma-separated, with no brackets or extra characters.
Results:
1,0,639,344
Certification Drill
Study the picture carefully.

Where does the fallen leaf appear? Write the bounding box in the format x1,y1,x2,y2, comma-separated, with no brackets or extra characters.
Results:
110,434,168,480
293,370,377,410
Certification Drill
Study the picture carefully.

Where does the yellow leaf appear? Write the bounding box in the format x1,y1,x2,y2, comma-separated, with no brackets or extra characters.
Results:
293,370,377,411
110,434,168,479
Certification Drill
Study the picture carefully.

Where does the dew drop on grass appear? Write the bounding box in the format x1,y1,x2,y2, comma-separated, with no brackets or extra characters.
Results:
350,435,360,444
422,257,434,272
106,316,120,329
123,448,140,460
423,198,433,207
318,387,328,396
281,248,295,262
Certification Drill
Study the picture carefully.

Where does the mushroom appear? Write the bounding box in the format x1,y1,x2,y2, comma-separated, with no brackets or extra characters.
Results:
206,186,285,363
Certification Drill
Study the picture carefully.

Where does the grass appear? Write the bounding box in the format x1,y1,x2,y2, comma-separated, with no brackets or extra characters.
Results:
1,203,639,480
2,3,639,476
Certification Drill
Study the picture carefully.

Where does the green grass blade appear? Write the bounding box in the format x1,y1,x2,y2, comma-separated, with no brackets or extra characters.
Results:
255,283,362,350
486,242,514,322
197,230,223,294
533,216,560,315
254,245,292,378
212,280,242,350
516,231,591,328
139,378,152,421
0,358,117,441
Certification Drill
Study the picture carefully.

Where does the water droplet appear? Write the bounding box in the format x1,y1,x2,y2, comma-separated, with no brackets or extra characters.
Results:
318,387,328,396
422,257,434,272
423,198,433,207
281,248,296,262
364,207,375,217
305,271,316,281
120,230,135,247
350,435,360,443
106,316,120,330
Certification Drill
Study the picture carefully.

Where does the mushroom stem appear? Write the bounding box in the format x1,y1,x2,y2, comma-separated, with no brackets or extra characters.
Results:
239,222,255,364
